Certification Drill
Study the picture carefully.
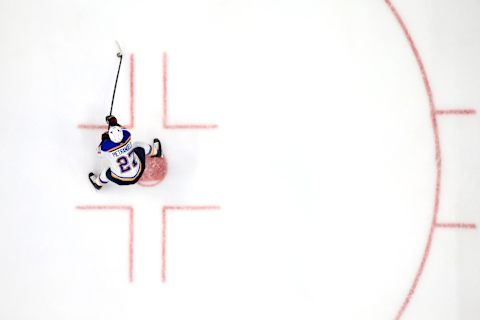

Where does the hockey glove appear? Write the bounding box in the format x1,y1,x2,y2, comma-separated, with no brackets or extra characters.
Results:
105,115,119,126
101,131,109,142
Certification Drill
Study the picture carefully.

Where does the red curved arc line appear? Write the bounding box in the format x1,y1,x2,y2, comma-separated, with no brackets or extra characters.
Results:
384,1,442,319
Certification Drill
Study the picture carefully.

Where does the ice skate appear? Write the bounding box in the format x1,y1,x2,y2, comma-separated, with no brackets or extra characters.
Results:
153,138,163,158
88,172,103,190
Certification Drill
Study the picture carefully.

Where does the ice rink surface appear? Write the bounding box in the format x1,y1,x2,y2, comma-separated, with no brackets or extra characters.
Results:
1,0,480,319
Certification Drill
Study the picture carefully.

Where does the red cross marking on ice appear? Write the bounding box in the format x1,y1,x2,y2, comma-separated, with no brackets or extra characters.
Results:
76,51,220,283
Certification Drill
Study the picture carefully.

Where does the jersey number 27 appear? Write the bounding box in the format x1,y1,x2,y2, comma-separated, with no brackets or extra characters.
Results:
117,150,138,173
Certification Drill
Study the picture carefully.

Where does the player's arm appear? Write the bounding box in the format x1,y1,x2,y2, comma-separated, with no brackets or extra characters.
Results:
97,131,109,154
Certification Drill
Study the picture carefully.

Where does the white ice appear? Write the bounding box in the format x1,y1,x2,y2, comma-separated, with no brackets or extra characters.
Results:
1,0,480,319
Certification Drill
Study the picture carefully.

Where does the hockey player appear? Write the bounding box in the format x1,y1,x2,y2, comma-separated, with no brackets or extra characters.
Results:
88,115,162,190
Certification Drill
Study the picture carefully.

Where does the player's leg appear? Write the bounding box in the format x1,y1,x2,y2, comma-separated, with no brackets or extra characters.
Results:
105,168,139,185
88,168,109,190
132,141,152,156
97,168,110,186
133,139,162,157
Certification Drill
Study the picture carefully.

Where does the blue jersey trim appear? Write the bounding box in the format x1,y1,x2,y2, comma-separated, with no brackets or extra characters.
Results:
101,130,131,152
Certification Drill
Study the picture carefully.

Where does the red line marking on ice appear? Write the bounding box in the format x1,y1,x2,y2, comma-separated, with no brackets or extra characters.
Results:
435,109,476,116
77,54,135,130
129,54,135,128
76,205,134,282
436,223,477,229
161,205,221,283
162,52,218,130
162,208,167,283
385,1,443,319
129,205,134,282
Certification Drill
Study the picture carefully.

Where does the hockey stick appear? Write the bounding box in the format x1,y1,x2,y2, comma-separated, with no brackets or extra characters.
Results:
108,41,123,123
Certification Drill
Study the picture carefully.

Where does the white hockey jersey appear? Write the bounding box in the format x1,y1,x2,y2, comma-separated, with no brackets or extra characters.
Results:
99,129,142,181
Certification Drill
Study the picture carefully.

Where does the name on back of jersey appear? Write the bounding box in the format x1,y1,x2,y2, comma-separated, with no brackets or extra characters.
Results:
112,141,132,157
